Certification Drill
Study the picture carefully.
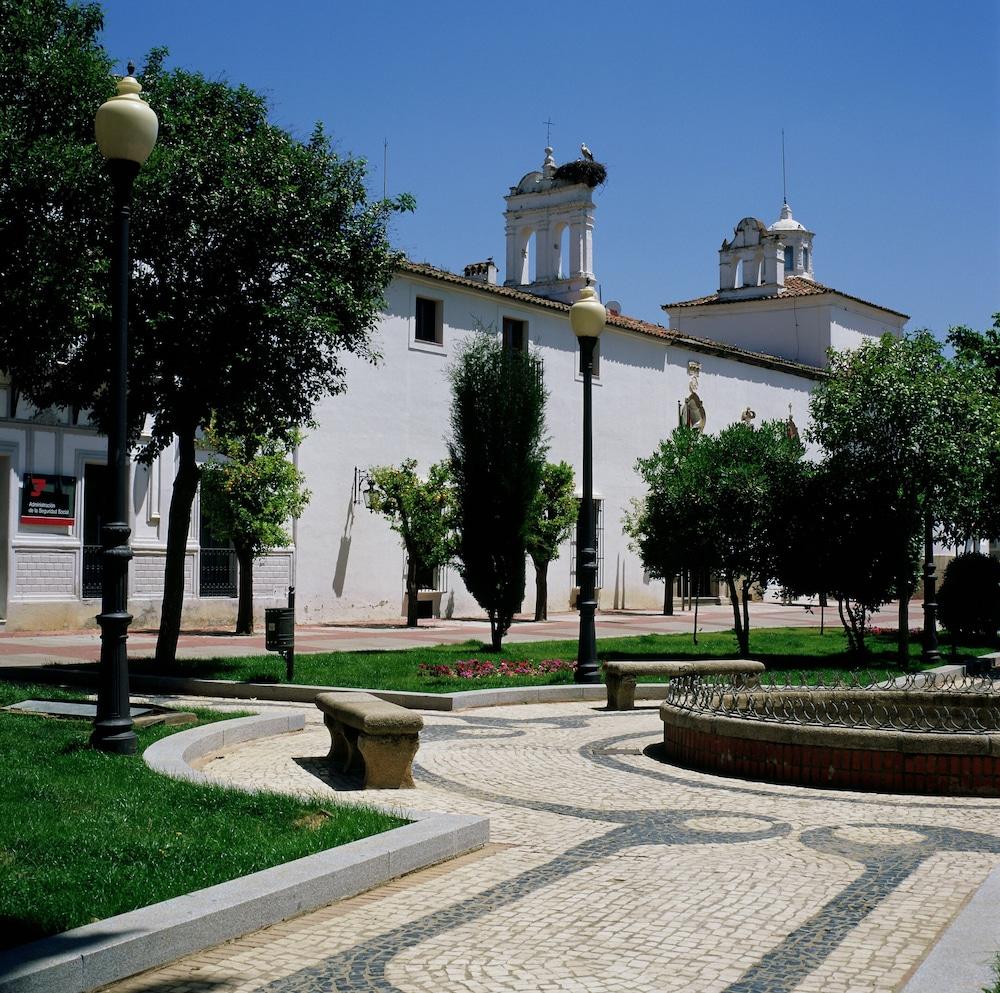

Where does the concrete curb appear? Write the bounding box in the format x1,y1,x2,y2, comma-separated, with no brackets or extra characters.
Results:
0,712,489,993
0,665,673,710
901,859,1000,992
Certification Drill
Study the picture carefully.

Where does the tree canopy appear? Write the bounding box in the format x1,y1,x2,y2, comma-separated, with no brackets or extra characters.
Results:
200,430,310,634
808,330,997,662
525,461,576,621
366,460,455,628
448,335,547,650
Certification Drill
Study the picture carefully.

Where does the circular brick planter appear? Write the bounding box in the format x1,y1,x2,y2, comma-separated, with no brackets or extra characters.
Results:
660,684,1000,796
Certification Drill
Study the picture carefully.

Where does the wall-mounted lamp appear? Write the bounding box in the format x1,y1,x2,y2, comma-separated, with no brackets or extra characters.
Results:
353,467,374,509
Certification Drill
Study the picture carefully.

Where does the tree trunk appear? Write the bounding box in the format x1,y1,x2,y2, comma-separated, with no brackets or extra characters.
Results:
405,554,419,628
725,573,746,654
533,559,548,621
235,542,254,634
898,549,910,668
740,580,751,657
155,428,201,666
692,566,699,645
663,575,673,616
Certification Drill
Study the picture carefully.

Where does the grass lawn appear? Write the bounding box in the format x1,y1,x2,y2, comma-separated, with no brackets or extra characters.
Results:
0,682,404,951
119,627,997,693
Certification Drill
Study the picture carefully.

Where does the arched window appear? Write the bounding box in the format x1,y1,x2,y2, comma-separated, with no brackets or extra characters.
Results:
802,246,810,271
784,246,794,272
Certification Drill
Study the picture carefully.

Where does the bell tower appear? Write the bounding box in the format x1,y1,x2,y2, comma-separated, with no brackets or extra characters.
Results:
503,147,596,304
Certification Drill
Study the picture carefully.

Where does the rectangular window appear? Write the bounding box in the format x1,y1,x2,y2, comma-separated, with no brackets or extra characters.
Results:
502,317,527,352
81,463,108,598
578,339,600,378
414,296,442,345
802,246,809,270
199,510,237,597
784,246,794,272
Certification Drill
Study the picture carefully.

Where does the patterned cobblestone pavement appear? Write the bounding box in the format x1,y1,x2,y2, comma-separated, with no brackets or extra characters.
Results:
105,700,1000,993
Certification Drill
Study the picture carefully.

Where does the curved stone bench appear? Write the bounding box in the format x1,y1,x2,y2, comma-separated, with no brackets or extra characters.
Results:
604,659,765,710
316,691,424,789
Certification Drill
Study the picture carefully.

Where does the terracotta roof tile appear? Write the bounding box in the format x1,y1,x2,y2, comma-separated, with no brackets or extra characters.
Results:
662,275,909,320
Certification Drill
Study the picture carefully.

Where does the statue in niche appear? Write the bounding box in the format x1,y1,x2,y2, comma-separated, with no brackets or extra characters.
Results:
786,403,799,441
678,362,706,434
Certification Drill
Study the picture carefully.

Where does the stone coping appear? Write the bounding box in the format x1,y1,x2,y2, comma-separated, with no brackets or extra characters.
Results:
659,702,1000,755
0,711,489,993
0,665,672,710
902,859,1000,992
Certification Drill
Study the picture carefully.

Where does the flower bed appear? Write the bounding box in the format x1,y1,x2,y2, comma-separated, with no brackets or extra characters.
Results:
418,658,576,680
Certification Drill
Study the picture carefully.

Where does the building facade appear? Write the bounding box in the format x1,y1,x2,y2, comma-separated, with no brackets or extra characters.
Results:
0,150,908,630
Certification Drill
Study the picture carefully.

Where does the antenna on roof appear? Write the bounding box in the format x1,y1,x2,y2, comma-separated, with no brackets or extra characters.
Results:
781,128,788,206
383,138,388,200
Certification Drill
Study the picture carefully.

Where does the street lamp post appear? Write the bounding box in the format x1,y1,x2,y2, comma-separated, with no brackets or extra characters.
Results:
569,285,606,684
90,64,158,754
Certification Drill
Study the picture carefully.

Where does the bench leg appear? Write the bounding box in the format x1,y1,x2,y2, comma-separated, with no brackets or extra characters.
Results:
324,715,360,776
357,733,420,789
606,673,637,710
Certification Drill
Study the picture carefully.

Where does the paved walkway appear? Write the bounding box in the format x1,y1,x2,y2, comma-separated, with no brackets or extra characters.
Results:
104,692,997,993
0,602,926,668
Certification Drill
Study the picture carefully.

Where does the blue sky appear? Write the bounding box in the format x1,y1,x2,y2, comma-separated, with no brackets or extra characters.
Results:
96,0,998,336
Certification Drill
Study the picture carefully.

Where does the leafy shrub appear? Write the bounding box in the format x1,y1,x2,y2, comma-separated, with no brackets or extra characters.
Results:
417,658,576,680
937,552,1000,645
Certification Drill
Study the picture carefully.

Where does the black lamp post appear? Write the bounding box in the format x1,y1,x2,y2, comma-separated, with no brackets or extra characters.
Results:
569,285,606,684
922,510,940,665
90,64,158,754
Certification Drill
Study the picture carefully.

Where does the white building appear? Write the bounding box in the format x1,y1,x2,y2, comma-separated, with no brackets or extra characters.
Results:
0,149,907,630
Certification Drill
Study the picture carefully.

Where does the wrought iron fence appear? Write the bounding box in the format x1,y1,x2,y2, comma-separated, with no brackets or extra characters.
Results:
82,545,103,598
662,670,1000,734
200,547,237,597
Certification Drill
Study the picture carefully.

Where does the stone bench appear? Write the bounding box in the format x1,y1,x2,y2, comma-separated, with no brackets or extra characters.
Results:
316,691,424,789
603,659,766,710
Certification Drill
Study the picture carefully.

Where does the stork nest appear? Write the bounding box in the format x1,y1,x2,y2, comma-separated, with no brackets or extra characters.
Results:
553,159,607,187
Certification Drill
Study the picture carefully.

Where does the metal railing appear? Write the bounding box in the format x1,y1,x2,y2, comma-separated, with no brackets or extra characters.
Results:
662,671,1000,735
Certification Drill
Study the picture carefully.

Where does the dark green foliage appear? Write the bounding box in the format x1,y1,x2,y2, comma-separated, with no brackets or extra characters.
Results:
448,335,547,650
553,159,607,187
628,422,805,655
0,0,114,415
777,457,910,655
0,682,402,949
938,552,1000,646
809,331,998,664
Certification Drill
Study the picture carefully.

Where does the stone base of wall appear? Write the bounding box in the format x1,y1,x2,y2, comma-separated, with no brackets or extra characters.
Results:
661,722,1000,797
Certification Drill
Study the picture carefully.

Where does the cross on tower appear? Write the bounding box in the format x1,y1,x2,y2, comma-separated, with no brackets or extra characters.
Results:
543,117,555,146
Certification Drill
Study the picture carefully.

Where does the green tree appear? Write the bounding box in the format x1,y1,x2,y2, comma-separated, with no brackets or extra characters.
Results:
946,314,1000,545
199,430,311,636
122,57,412,665
700,420,806,655
525,461,576,621
366,460,455,628
448,335,547,651
777,456,905,655
624,426,713,621
0,0,113,415
809,332,996,665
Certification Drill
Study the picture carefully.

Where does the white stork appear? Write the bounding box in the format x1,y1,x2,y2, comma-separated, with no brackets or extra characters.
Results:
580,142,594,162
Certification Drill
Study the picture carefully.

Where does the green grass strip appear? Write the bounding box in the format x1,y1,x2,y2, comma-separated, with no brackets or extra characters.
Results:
0,682,404,950
120,627,993,692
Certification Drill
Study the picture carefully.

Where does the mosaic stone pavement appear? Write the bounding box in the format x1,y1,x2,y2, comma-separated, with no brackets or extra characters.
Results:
106,700,1000,993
